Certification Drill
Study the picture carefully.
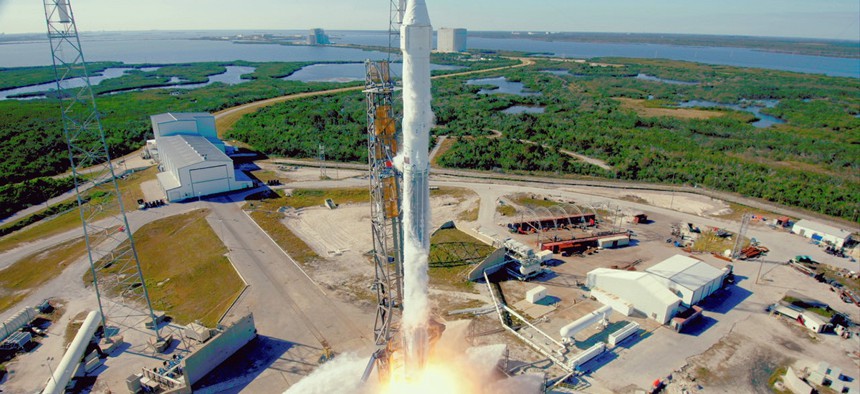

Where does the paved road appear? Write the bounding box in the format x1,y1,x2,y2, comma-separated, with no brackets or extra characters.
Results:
204,194,374,391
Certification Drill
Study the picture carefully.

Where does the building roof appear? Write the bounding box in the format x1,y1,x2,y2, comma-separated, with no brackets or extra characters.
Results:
646,255,725,292
589,268,680,306
792,219,852,240
159,135,231,169
150,112,212,124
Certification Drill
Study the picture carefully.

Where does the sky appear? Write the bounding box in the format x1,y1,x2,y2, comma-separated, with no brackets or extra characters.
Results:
0,0,858,40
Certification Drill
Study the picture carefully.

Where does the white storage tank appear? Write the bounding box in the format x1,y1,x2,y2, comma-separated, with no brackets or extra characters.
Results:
560,305,612,341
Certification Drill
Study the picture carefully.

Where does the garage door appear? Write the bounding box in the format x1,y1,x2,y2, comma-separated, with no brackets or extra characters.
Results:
189,165,230,197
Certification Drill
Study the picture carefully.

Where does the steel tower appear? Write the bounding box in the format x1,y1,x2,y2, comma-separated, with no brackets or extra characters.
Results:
43,0,160,337
364,60,404,381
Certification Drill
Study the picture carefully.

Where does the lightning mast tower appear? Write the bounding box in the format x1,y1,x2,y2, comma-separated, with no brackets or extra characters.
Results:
43,0,160,337
362,0,408,382
731,213,751,259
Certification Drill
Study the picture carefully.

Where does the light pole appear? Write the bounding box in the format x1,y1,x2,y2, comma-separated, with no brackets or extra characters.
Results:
45,356,56,385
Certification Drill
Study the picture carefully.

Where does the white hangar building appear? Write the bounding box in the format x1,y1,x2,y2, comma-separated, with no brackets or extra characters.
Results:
587,255,729,324
150,113,252,201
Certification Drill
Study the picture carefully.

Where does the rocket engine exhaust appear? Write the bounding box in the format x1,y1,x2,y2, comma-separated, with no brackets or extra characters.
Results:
398,0,433,378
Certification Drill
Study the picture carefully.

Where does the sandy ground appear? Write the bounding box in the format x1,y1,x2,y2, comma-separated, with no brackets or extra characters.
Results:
140,179,167,202
282,186,481,311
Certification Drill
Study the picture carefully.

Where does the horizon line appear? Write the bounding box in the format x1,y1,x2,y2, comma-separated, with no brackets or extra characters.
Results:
1,29,858,43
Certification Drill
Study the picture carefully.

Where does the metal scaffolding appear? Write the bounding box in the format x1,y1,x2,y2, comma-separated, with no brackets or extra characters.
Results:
364,60,404,381
43,0,160,337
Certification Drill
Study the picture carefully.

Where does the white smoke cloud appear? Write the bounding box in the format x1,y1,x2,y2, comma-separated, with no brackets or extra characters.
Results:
284,353,377,394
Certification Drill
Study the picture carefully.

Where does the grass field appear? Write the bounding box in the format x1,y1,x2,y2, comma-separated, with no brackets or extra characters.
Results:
248,210,320,265
692,231,749,254
511,193,562,209
713,201,785,223
430,186,480,222
249,187,369,211
0,238,86,313
84,209,243,327
497,204,517,217
615,97,724,120
428,228,496,293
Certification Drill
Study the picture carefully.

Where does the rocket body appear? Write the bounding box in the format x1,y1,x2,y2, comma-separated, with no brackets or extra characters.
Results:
399,0,433,376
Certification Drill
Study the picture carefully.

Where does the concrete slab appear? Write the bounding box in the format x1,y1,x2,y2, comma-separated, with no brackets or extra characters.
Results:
512,299,556,319
140,179,166,202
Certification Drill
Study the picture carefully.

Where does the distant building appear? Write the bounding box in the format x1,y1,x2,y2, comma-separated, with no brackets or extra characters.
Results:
150,113,253,201
792,219,853,248
308,28,331,45
437,27,467,53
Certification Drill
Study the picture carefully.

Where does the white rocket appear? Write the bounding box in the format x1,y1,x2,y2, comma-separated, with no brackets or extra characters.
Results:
399,0,433,377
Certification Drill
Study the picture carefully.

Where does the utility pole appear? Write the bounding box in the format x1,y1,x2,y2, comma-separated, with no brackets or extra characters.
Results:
318,143,327,179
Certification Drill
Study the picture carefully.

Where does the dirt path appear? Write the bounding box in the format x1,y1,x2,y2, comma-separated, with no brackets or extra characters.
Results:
487,129,613,171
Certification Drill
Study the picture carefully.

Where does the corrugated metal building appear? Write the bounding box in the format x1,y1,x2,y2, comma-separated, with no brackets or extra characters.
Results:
587,268,681,324
587,255,728,324
791,219,853,248
645,255,728,306
151,113,252,201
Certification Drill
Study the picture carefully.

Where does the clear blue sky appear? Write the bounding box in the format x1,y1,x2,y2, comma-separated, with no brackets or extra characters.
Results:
1,0,858,40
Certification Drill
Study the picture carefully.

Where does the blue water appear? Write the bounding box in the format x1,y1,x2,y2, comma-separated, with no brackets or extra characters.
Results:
467,77,542,96
0,65,257,99
284,63,463,83
636,73,698,85
336,31,858,78
502,105,546,114
678,99,786,128
540,69,572,76
165,66,256,89
0,32,389,67
0,67,134,99
0,30,856,78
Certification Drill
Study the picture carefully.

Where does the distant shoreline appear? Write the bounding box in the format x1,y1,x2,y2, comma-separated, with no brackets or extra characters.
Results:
469,32,860,59
2,30,857,59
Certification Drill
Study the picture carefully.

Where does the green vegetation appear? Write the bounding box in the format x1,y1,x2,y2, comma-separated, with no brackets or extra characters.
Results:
511,194,563,209
428,228,495,293
768,365,792,394
434,59,859,222
227,91,368,162
0,176,75,222
248,209,319,265
0,62,123,90
497,204,517,217
0,238,86,313
458,205,479,222
85,209,243,326
781,296,835,319
4,56,859,225
0,167,157,253
282,188,370,208
692,231,747,254
0,61,346,221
